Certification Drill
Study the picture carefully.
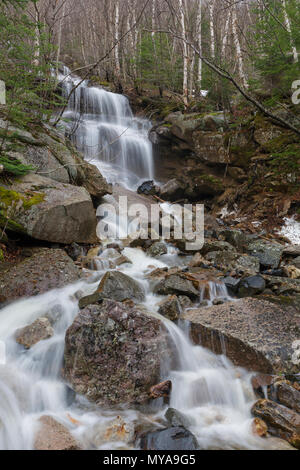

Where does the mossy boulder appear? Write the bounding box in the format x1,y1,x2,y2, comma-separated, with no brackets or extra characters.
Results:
1,174,98,244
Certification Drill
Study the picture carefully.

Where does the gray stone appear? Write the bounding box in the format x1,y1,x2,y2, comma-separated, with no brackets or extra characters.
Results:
147,242,168,258
160,179,186,202
205,251,260,275
248,240,284,269
158,295,181,321
154,274,199,299
183,298,300,374
238,275,266,297
140,427,199,451
79,271,145,307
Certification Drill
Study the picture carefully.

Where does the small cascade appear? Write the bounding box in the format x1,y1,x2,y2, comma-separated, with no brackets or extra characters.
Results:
58,66,154,189
0,67,278,451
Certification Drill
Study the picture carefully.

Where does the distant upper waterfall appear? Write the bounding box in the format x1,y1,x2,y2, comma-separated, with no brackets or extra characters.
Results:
58,66,154,190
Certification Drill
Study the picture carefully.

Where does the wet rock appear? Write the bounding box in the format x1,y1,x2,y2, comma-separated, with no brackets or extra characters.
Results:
165,408,191,429
252,418,268,437
147,242,168,258
0,248,80,303
34,416,81,450
251,399,300,448
183,298,300,374
270,381,300,414
247,240,283,269
158,295,181,321
160,179,186,202
223,277,241,294
93,416,135,447
137,180,159,196
5,174,98,244
15,318,54,349
200,240,234,256
149,380,172,400
205,251,260,275
178,296,193,310
283,246,300,257
251,374,275,398
64,299,170,407
140,427,199,451
154,274,199,299
238,275,266,297
79,271,145,308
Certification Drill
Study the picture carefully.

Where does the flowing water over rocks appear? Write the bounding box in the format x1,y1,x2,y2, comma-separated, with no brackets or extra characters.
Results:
0,72,290,450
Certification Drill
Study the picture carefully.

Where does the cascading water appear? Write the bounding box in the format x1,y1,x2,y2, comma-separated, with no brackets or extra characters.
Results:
58,66,154,190
0,71,279,450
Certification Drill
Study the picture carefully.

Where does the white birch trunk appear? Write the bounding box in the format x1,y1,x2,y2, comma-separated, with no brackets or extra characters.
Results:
209,0,215,60
196,0,202,89
282,0,298,63
232,4,248,88
115,1,121,78
179,0,189,106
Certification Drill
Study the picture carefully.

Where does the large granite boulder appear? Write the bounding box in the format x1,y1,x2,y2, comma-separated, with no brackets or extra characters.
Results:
63,299,170,407
183,298,300,374
1,174,98,244
0,248,80,303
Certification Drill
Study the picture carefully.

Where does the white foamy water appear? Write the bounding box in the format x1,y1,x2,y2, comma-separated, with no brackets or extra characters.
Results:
0,71,279,450
58,67,154,190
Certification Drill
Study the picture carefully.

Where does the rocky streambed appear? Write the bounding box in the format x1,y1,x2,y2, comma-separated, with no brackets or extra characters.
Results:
0,78,299,450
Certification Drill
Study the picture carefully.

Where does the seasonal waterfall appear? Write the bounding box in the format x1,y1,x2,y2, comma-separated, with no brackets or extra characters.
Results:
59,66,154,190
0,71,278,451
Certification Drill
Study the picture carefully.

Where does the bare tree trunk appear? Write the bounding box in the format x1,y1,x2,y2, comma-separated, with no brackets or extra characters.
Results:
232,4,248,88
196,0,202,89
282,0,298,63
179,0,189,107
114,0,121,80
222,10,231,59
208,0,215,59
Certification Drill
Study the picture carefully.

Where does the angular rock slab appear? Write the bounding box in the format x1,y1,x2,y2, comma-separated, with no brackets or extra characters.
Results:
34,416,81,450
0,248,80,303
183,298,300,374
64,299,170,407
7,174,98,244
